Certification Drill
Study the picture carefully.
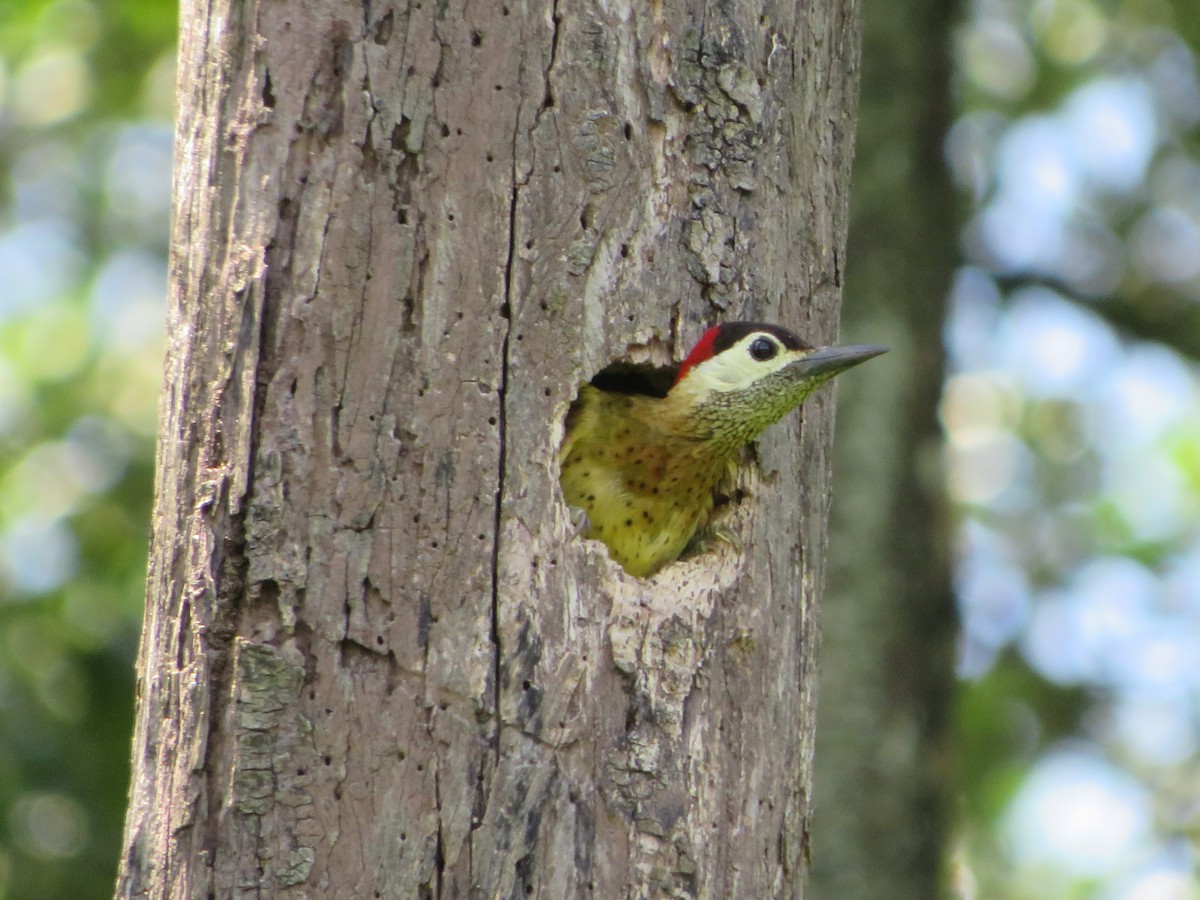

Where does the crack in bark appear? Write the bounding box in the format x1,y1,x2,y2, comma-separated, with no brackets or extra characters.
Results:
543,0,561,112
491,150,517,770
433,755,445,897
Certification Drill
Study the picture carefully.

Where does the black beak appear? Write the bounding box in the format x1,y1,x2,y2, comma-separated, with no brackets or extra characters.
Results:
787,344,889,380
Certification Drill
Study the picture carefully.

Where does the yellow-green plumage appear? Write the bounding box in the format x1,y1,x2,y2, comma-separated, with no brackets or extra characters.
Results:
559,384,737,577
559,323,886,578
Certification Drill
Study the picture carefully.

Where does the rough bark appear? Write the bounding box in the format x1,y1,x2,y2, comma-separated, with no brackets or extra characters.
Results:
810,0,957,897
118,0,861,897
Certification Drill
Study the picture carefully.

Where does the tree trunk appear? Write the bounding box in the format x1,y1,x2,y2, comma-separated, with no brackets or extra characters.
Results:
118,0,861,896
811,0,958,897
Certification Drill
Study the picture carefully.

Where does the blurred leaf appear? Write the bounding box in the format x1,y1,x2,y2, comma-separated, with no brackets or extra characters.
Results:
0,0,171,896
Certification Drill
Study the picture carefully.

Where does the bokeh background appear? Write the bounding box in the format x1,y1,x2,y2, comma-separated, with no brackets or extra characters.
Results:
0,0,1196,897
950,2,1200,896
0,0,172,895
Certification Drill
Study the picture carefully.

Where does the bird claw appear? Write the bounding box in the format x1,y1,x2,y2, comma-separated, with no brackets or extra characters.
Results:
679,523,742,561
567,506,591,537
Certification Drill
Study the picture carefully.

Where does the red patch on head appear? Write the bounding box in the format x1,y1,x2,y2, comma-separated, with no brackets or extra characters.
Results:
673,326,721,386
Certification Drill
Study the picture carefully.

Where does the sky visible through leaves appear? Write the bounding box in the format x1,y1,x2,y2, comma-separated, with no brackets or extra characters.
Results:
950,1,1200,896
0,0,173,895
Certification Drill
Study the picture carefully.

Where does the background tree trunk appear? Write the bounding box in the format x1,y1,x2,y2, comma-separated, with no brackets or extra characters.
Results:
118,0,861,896
811,0,958,897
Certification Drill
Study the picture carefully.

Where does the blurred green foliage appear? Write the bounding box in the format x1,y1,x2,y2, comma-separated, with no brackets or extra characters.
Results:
0,0,174,896
950,0,1200,894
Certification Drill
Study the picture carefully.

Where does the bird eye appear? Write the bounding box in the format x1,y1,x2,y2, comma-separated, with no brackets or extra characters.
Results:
749,336,778,361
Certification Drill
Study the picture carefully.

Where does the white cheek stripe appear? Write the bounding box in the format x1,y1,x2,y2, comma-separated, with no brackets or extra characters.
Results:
687,335,792,392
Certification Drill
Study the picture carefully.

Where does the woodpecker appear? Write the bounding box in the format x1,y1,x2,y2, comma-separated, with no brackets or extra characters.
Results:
559,322,886,577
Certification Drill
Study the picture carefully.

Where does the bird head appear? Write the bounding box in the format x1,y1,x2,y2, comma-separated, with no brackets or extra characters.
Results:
669,322,887,446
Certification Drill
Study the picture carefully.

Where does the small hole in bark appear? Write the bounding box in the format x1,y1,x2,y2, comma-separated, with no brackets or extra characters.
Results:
486,152,494,162
494,84,503,91
471,29,483,46
400,832,407,841
398,749,407,760
502,5,509,14
552,164,561,173
488,416,497,425
447,213,455,222
623,121,632,140
543,387,551,397
323,755,332,765
416,764,424,772
522,680,531,691
431,540,439,548
440,123,450,138
376,635,384,645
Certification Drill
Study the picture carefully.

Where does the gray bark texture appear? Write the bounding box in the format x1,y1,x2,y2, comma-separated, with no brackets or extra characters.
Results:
117,0,861,897
811,0,957,897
